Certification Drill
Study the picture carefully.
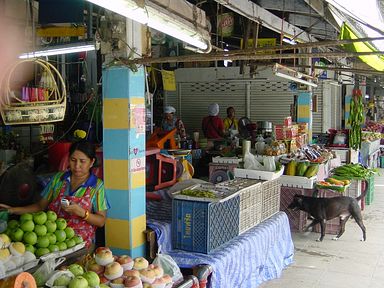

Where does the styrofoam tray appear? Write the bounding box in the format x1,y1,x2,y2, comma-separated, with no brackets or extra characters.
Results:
0,259,39,280
234,167,284,181
40,242,86,261
279,175,317,189
212,156,242,164
172,183,241,203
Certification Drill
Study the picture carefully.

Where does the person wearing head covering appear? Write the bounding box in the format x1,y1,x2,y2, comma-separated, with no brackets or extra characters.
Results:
223,106,239,133
161,105,187,140
201,103,225,139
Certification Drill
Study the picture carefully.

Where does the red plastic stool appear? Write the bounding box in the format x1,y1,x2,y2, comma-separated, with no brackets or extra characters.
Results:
146,148,177,191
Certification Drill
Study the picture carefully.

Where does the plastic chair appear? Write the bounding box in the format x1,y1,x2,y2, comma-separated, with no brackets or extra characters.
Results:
146,149,177,191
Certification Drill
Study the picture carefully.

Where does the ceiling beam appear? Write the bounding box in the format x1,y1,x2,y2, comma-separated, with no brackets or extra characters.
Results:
214,0,318,43
256,0,317,14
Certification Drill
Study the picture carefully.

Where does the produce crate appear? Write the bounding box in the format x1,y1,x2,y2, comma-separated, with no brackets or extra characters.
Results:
217,178,263,234
261,179,281,221
313,189,341,235
279,175,316,189
280,186,313,232
172,196,240,254
234,167,284,181
365,176,375,205
345,179,362,206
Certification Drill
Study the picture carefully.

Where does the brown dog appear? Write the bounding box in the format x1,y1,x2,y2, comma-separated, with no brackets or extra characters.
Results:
288,190,366,242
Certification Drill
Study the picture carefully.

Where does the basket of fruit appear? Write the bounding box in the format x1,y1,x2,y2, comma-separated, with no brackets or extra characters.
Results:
315,177,351,192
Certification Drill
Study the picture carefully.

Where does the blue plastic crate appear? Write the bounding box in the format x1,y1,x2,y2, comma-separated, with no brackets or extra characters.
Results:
172,196,240,254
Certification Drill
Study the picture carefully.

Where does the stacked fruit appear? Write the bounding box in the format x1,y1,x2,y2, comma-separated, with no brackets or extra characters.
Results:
316,177,351,192
0,233,37,273
4,211,83,258
284,160,319,178
86,247,174,288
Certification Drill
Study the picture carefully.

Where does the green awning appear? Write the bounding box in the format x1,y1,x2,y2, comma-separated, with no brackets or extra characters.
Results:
340,23,384,71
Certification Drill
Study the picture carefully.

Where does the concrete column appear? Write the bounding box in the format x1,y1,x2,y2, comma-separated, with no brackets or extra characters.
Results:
103,66,146,257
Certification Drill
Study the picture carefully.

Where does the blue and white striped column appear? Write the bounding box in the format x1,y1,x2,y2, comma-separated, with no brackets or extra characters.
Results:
102,66,146,257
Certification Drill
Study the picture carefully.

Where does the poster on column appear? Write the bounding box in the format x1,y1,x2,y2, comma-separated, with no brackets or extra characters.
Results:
130,157,145,172
130,104,146,136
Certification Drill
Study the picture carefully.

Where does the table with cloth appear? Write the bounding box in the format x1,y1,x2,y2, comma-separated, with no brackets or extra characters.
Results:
146,190,294,288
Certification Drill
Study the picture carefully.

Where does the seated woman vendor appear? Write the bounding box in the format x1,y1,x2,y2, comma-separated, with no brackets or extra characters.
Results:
0,141,109,249
223,106,239,135
161,105,187,141
202,103,225,139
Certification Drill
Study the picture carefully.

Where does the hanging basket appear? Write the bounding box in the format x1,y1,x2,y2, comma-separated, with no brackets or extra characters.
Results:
0,58,67,125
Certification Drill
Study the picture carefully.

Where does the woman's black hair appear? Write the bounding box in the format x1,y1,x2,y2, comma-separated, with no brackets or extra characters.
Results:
226,106,235,115
69,140,96,160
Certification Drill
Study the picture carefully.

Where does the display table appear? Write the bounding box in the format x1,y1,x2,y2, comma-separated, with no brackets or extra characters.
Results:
147,212,294,288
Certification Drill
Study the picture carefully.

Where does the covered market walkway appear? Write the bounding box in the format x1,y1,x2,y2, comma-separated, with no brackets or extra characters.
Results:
260,169,384,288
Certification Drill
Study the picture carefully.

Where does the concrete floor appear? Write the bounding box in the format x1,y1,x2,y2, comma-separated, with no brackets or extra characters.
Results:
259,169,384,288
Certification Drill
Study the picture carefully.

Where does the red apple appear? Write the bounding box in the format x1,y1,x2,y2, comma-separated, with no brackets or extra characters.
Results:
104,262,123,280
133,257,149,270
87,260,105,275
95,249,114,266
117,255,134,270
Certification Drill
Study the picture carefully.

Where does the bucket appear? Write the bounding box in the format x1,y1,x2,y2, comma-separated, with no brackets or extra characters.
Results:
48,142,71,171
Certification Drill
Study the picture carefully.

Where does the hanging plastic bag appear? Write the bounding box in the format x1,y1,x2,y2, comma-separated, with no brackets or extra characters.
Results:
244,151,265,170
45,270,75,288
152,250,183,285
33,257,65,286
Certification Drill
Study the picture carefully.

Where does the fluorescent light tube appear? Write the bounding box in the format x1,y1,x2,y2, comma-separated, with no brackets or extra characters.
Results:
274,71,318,87
19,43,95,59
86,0,211,51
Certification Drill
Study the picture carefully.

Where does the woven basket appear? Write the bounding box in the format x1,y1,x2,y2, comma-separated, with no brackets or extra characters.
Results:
0,58,66,125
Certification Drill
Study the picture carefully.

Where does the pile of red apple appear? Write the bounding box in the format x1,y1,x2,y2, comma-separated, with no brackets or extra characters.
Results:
85,247,174,288
4,211,83,258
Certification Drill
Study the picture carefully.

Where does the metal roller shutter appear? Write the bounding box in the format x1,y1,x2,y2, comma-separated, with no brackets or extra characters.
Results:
166,82,247,135
250,81,294,125
312,81,324,134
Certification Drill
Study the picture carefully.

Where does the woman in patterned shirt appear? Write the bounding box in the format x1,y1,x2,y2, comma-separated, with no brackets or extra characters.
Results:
0,141,109,248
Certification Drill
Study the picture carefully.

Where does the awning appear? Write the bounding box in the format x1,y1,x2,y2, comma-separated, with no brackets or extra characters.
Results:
340,23,384,71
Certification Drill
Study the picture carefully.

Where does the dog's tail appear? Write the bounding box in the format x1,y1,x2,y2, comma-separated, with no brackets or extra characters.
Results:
356,179,368,201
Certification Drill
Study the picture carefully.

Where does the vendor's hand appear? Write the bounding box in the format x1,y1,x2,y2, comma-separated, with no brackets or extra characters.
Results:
61,203,85,218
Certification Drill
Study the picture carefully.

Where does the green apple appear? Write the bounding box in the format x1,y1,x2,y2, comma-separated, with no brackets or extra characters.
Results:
69,276,88,288
73,235,83,245
46,210,57,222
47,233,56,245
57,242,67,251
20,213,33,222
11,228,24,242
36,235,50,248
33,211,47,225
23,231,37,245
35,247,50,257
48,244,59,253
83,271,100,288
68,263,84,276
54,274,72,286
25,244,35,254
64,227,75,239
65,238,76,248
34,224,47,236
45,220,57,233
20,220,35,232
99,285,109,288
7,220,19,230
54,230,66,242
56,218,67,230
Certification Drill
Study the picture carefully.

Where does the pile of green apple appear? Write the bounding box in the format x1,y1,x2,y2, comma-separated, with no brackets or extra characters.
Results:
5,210,83,258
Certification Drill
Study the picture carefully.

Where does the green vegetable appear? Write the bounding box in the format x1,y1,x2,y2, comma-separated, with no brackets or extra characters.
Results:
332,164,377,180
180,189,217,198
347,89,364,150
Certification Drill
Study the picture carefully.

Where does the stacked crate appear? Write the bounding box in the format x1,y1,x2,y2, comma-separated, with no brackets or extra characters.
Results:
261,179,281,221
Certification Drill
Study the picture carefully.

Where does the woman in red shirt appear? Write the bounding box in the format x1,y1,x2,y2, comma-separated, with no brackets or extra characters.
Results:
202,103,225,139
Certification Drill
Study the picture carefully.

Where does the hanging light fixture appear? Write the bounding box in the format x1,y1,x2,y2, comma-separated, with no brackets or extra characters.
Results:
19,41,96,59
86,0,212,53
273,63,318,88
